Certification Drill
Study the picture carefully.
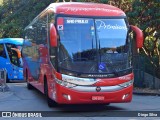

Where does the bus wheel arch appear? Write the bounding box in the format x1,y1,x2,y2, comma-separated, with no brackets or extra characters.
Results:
26,69,33,90
25,69,28,80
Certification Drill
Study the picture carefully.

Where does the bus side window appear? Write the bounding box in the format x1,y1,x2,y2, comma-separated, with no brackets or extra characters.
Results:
0,44,7,58
5,43,19,66
36,15,47,45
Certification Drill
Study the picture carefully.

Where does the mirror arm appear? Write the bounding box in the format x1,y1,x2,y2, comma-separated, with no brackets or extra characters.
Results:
130,25,144,48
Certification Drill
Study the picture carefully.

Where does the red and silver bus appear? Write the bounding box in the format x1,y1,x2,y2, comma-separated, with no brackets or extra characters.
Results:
22,2,143,107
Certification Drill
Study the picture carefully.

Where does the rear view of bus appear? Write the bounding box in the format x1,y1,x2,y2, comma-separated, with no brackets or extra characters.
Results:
23,2,143,107
0,38,23,82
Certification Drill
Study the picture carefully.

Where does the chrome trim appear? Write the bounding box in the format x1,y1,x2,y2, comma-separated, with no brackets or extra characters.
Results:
70,85,123,92
61,74,134,92
70,81,133,92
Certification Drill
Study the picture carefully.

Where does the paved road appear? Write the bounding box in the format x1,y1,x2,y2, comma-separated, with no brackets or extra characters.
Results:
0,83,160,120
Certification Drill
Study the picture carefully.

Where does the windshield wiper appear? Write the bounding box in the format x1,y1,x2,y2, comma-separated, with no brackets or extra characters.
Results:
104,57,120,76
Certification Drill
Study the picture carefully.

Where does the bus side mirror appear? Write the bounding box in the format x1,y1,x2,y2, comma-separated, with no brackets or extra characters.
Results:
130,25,144,48
50,23,57,47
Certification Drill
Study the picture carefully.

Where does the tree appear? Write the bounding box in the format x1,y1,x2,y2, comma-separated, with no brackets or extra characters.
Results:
0,0,52,38
0,0,159,78
105,0,160,78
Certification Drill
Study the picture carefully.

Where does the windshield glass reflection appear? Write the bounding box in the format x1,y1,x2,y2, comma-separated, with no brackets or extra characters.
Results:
57,17,131,76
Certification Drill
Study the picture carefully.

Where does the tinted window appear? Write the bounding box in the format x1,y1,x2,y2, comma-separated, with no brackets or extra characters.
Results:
0,44,6,58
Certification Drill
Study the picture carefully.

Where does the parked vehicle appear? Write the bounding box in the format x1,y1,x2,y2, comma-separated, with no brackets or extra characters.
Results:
0,38,24,82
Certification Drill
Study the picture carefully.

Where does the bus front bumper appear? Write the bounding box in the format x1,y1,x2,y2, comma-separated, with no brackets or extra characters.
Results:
51,84,133,104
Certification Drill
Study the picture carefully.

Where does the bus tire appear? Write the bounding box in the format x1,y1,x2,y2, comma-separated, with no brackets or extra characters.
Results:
27,82,33,90
44,79,58,107
26,70,33,90
6,73,9,83
106,103,110,105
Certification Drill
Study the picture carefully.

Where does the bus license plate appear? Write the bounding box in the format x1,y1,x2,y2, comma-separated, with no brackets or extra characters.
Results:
92,96,105,101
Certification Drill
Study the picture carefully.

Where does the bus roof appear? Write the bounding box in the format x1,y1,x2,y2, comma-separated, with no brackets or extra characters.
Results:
25,2,126,30
49,2,126,17
0,38,24,45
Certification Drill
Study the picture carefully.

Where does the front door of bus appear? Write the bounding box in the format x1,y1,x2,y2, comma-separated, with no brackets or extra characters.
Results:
0,43,11,80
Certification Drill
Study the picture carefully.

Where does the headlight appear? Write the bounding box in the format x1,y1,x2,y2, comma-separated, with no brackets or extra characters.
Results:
119,80,134,88
19,70,23,73
62,74,97,85
55,74,97,88
55,78,77,88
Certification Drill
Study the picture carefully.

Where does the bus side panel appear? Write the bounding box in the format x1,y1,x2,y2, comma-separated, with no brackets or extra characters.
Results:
23,57,34,83
0,56,11,78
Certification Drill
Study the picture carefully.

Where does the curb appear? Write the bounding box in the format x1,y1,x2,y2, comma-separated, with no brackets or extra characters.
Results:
133,91,160,96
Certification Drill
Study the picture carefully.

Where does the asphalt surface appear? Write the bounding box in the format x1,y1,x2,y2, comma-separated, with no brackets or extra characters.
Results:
0,83,160,120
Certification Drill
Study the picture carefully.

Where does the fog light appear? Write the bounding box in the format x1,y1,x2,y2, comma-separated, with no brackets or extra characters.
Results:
63,94,71,101
122,93,129,100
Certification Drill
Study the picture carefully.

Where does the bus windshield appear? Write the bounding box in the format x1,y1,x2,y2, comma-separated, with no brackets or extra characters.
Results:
57,17,131,77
